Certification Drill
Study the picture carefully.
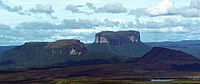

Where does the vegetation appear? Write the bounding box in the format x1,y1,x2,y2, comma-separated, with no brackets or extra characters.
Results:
51,79,200,84
0,46,15,54
86,43,151,58
0,51,138,70
146,40,200,58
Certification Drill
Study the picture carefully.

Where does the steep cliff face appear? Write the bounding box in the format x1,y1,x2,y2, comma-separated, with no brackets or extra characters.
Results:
2,39,87,57
94,31,141,45
45,40,87,56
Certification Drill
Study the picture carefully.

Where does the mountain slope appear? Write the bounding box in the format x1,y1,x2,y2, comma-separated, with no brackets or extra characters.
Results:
0,46,15,55
146,40,200,58
86,43,151,57
136,47,200,70
0,40,88,70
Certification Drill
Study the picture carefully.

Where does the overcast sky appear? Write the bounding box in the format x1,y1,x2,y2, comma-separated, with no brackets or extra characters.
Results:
1,0,200,45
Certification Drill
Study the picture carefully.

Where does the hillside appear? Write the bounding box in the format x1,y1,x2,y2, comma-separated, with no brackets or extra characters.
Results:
136,47,200,70
146,40,200,58
86,43,151,58
0,46,15,55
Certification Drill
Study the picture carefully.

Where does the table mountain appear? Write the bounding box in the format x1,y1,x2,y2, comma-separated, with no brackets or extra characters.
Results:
94,31,141,45
86,30,151,57
2,39,87,57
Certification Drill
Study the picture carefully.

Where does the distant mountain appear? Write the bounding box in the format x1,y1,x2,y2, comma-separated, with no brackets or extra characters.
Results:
0,31,200,83
136,47,200,70
8,39,87,56
0,40,88,70
0,46,15,54
94,31,141,45
0,30,151,70
0,31,199,72
0,39,136,70
86,31,151,57
146,40,200,58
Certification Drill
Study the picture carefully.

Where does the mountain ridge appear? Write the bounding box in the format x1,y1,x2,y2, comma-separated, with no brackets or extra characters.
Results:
0,30,199,72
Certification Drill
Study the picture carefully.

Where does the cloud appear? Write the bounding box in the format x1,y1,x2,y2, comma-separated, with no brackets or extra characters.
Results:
30,4,54,14
0,0,23,14
145,0,174,16
176,7,200,17
86,2,97,10
0,24,11,30
15,19,120,30
103,19,120,27
12,17,199,33
126,17,200,30
2,17,200,45
0,23,99,45
136,26,188,33
129,0,200,17
65,3,128,14
95,3,127,13
176,0,200,17
190,0,200,9
129,0,174,16
59,19,102,29
65,4,87,14
15,19,102,30
15,22,57,29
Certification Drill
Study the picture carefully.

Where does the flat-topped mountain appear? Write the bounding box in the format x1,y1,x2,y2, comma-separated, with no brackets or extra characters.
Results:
3,39,87,57
87,30,151,57
0,40,90,70
94,31,140,45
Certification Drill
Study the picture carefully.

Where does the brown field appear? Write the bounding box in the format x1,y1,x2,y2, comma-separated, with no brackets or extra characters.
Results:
0,64,200,84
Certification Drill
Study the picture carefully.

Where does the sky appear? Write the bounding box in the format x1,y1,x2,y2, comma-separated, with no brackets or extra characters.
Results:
1,0,200,45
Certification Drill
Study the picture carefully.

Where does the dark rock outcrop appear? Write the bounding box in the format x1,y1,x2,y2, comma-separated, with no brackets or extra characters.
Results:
136,47,200,70
94,31,140,45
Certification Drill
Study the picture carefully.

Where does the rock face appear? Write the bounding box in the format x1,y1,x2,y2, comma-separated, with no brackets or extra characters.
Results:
45,40,87,56
94,31,141,45
136,47,200,70
3,40,87,57
87,30,151,57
